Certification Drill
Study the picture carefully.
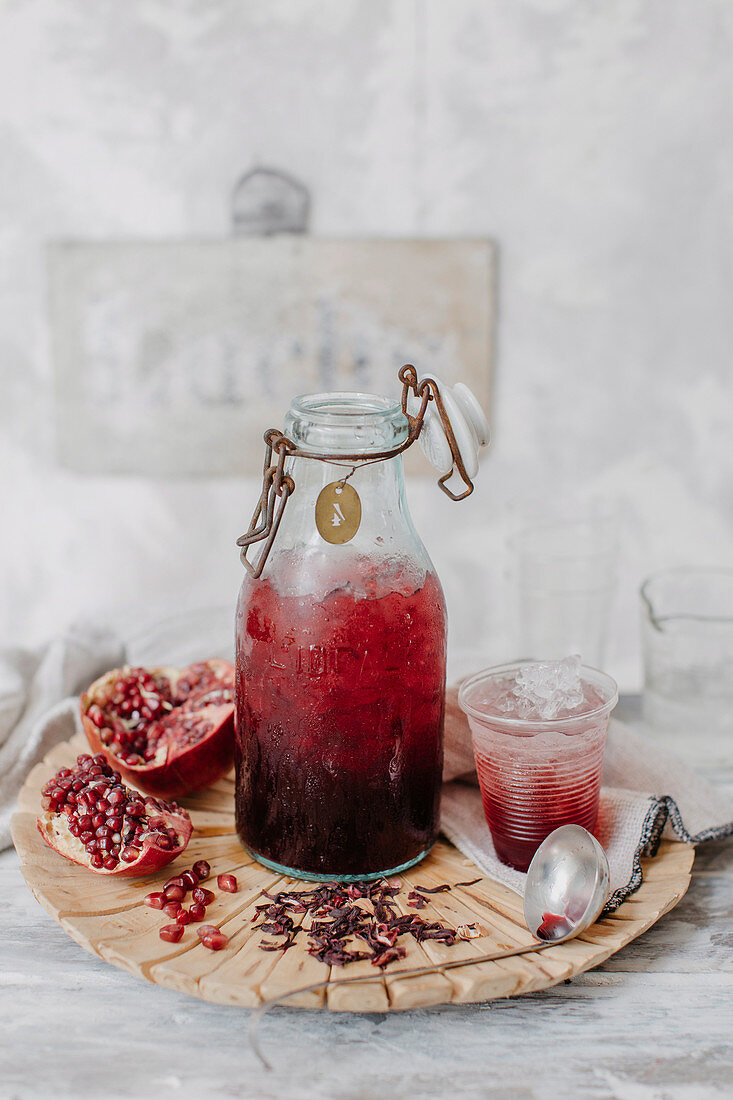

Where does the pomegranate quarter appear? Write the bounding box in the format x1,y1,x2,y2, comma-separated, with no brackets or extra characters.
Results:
38,755,192,875
80,659,235,798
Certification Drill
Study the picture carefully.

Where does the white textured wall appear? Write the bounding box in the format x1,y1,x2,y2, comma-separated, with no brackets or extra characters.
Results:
2,0,732,689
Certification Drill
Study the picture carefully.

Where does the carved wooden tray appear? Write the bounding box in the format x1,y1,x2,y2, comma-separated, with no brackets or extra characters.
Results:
12,732,694,1011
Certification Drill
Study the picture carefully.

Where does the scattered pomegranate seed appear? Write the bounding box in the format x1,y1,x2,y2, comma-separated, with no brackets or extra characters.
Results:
217,873,238,893
196,924,220,940
181,870,199,890
201,930,229,951
164,884,185,902
192,886,215,906
144,892,165,909
188,902,206,921
192,860,210,881
175,909,191,925
164,876,185,891
159,924,184,943
164,901,182,918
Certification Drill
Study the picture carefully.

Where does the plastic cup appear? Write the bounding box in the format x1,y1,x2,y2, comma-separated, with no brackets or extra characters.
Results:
458,662,618,872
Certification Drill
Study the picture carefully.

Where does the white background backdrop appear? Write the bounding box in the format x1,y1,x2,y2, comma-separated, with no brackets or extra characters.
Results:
2,0,732,689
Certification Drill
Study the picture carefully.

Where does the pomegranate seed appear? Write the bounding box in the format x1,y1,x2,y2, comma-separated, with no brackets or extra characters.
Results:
175,909,191,925
103,856,118,870
159,924,184,943
192,887,214,906
188,902,206,921
144,892,165,909
164,901,182,918
192,860,210,881
196,924,221,940
217,874,238,893
120,846,140,862
164,876,185,891
90,854,103,868
181,870,199,890
201,931,229,951
164,885,185,901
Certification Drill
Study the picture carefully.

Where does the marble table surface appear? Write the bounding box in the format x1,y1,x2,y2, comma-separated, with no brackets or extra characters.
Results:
2,700,732,1100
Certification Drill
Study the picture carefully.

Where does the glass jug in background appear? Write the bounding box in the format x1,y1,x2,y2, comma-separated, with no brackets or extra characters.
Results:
235,390,448,880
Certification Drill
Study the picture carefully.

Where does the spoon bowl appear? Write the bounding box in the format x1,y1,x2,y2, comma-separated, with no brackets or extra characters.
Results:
523,825,610,943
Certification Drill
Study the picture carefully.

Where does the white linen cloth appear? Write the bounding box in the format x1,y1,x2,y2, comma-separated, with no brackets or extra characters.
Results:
0,624,124,849
2,616,731,915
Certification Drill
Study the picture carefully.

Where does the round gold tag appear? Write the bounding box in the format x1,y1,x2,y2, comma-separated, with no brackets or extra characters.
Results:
315,481,362,544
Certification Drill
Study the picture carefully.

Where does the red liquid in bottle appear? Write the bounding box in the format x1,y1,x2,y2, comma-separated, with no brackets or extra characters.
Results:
235,562,446,879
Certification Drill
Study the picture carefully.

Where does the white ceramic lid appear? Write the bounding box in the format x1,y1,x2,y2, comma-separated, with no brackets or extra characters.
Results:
413,375,488,478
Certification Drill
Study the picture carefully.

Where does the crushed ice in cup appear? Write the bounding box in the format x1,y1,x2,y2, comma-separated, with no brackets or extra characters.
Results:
505,655,584,720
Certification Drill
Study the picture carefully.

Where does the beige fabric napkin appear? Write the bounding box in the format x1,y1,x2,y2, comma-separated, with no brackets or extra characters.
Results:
440,687,733,911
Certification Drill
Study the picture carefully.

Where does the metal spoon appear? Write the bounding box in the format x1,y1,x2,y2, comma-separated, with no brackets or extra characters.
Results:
523,824,610,943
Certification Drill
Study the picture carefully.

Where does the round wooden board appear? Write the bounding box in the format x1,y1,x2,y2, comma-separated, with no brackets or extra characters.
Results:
12,731,694,1012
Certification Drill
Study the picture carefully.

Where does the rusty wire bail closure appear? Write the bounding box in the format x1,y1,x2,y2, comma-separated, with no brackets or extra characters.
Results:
237,364,477,577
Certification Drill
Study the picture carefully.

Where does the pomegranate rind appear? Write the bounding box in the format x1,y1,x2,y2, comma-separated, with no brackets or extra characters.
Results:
79,659,235,798
36,800,192,877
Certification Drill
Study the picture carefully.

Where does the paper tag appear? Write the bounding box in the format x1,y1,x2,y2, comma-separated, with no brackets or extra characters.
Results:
315,482,362,544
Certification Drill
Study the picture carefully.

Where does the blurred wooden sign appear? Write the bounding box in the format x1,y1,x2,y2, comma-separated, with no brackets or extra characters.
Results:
49,238,495,476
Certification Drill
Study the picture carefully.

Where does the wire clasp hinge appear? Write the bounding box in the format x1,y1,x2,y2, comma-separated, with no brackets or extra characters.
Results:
237,365,477,577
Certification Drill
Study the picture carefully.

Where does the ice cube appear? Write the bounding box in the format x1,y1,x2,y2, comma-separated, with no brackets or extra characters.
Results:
509,655,584,720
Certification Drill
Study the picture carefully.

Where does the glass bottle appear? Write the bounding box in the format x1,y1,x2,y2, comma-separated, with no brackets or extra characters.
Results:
235,391,447,881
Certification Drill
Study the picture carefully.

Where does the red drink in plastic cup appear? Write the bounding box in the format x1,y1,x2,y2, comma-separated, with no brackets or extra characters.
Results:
458,662,617,872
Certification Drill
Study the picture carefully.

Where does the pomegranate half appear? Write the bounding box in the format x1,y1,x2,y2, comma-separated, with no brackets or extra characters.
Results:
80,659,235,798
38,754,192,875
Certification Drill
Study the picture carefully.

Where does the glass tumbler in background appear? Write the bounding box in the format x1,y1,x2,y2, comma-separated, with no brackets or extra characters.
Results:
509,514,618,668
458,663,618,872
641,568,733,770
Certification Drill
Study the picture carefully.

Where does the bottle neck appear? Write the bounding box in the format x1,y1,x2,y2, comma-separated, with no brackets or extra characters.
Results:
254,391,433,591
284,391,409,454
